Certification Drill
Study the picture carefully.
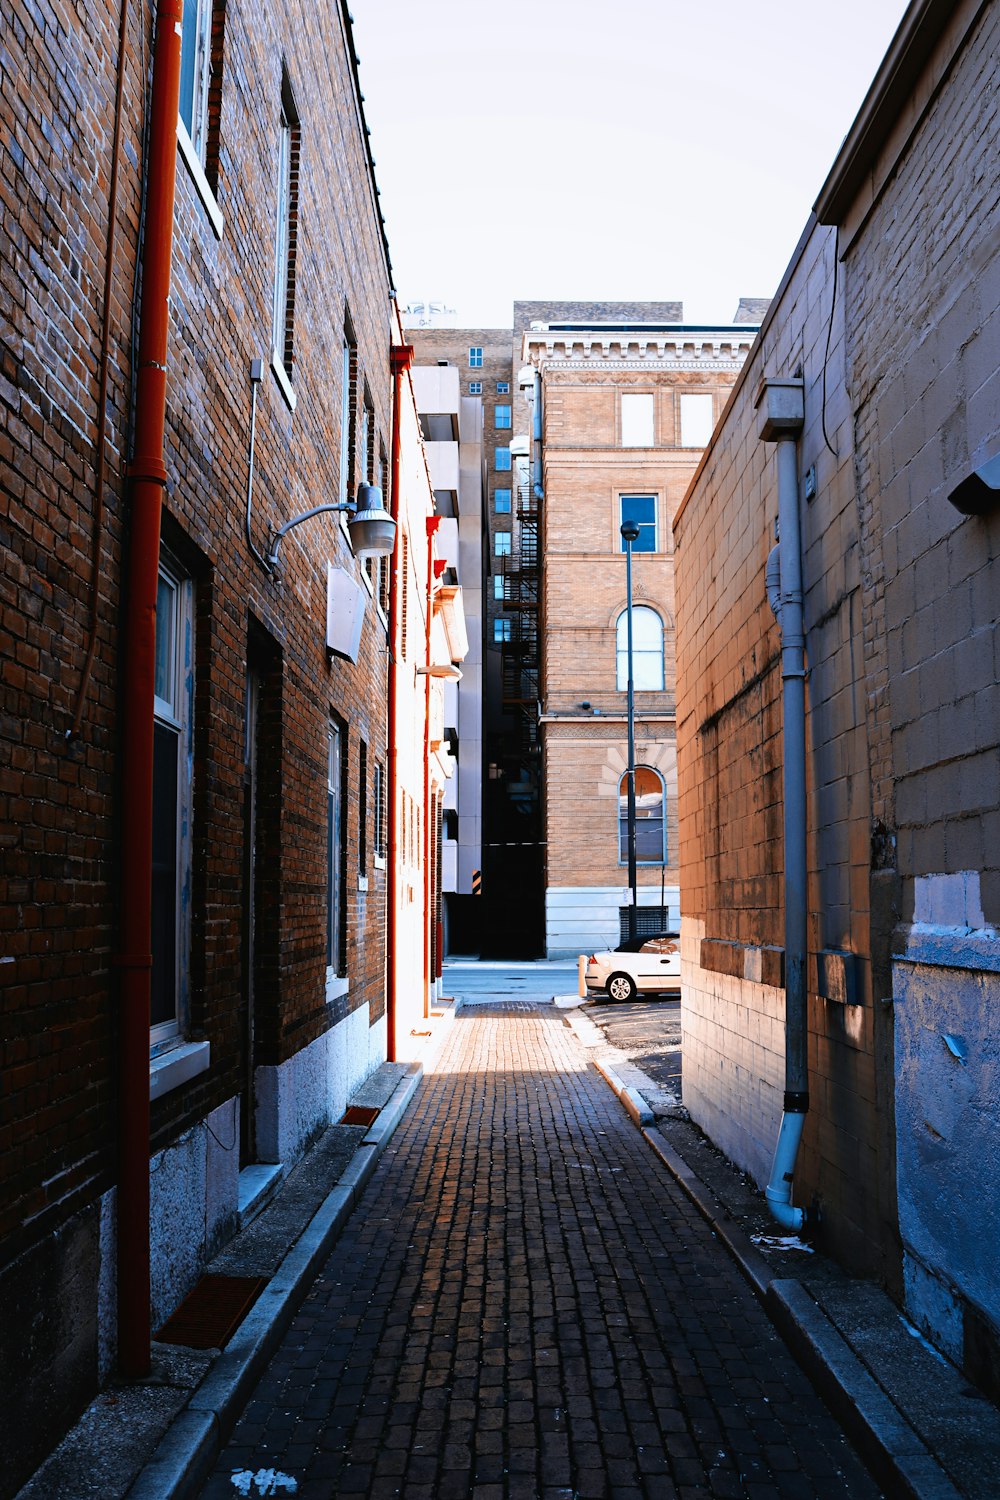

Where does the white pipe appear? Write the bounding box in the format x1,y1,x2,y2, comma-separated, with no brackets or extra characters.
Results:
757,380,811,1232
765,1111,807,1230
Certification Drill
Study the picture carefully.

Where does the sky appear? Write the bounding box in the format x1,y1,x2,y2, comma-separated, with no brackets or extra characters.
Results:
350,0,911,328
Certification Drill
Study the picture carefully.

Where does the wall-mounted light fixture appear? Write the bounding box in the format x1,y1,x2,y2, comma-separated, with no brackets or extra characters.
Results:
265,483,396,570
416,663,463,681
948,451,1000,516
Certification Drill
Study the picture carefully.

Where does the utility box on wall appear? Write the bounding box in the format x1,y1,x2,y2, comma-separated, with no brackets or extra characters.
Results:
326,565,366,662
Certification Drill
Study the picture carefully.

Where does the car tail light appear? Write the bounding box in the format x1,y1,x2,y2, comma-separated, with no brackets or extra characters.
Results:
586,955,597,965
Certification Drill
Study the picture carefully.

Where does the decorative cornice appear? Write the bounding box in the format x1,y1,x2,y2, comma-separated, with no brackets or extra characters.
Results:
523,331,755,372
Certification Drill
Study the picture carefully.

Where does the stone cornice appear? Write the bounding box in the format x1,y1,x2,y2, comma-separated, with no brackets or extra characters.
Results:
522,329,756,371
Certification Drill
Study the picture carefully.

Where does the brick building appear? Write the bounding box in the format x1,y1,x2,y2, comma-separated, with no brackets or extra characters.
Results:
674,0,1000,1390
520,305,758,956
0,1,436,1487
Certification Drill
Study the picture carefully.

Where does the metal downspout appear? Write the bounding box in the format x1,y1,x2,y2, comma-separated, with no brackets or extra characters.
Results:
386,343,412,1058
118,0,183,1377
757,379,810,1233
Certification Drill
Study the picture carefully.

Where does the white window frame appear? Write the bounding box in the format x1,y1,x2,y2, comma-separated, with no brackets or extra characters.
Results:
151,554,194,1057
494,531,512,557
469,381,482,395
327,723,346,987
469,346,483,368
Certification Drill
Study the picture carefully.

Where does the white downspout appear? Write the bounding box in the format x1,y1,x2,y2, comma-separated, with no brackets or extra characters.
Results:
757,378,811,1233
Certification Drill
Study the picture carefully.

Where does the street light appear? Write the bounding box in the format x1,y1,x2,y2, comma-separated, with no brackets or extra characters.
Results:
620,516,640,941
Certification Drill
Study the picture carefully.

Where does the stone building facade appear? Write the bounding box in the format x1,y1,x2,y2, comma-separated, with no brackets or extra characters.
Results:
674,0,1000,1390
0,0,416,1486
522,309,758,956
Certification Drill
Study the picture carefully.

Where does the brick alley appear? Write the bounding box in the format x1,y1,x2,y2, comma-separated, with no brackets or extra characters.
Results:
197,1002,881,1499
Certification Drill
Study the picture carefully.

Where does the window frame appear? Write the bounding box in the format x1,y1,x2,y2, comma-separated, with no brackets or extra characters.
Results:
618,493,657,553
496,380,510,394
494,617,512,643
270,75,301,409
151,553,194,1056
616,604,665,691
678,390,716,448
495,446,511,472
494,531,512,557
618,765,667,866
620,391,655,448
469,346,483,368
495,404,512,430
469,381,482,395
494,487,512,513
327,722,346,981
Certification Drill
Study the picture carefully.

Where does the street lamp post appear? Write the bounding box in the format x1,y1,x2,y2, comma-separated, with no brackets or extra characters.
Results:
620,517,640,941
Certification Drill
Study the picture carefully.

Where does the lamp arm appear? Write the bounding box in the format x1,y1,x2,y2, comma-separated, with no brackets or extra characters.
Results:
266,500,354,568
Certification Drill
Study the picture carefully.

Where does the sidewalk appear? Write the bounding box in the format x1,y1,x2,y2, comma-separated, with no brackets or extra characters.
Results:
563,1001,1000,1500
16,988,1000,1500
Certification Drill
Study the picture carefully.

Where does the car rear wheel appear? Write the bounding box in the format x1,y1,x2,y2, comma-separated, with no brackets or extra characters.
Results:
607,972,637,1002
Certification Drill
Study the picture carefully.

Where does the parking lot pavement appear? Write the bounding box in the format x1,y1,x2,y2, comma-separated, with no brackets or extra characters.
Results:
197,1001,881,1499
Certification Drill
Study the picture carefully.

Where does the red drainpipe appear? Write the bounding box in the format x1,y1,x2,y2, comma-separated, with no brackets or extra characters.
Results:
423,516,441,1018
117,0,183,1379
386,343,412,1060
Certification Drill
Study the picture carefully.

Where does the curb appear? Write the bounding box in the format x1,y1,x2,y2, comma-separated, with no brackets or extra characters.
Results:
126,1061,427,1500
601,1091,960,1500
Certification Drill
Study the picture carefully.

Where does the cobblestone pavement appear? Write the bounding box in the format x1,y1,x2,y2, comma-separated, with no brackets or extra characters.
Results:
199,1004,882,1500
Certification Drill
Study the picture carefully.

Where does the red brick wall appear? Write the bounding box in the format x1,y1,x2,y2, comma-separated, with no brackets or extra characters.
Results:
1,0,392,1483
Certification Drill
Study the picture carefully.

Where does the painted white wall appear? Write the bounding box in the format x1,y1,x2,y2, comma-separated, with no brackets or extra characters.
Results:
255,1003,376,1165
893,873,1000,1360
545,883,680,958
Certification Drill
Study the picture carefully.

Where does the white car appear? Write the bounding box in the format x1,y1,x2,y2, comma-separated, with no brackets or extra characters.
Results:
584,932,681,1002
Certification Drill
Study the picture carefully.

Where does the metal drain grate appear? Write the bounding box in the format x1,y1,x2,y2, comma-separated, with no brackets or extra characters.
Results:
155,1274,268,1350
340,1105,380,1127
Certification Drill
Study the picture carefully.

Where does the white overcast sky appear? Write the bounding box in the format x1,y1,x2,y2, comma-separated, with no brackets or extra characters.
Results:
350,0,910,327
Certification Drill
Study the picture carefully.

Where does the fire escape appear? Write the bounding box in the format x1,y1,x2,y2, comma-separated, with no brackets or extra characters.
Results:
499,476,540,755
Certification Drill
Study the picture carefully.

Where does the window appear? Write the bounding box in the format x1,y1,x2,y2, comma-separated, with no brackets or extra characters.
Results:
373,761,386,863
271,75,300,395
617,605,665,691
339,328,357,505
619,494,656,552
495,404,511,429
469,381,482,395
358,739,368,877
327,724,345,975
494,488,511,513
178,0,219,169
469,347,483,367
494,617,512,642
495,531,511,557
493,574,505,600
152,556,193,1049
679,391,715,447
621,393,654,447
496,380,510,394
619,766,666,864
495,447,511,471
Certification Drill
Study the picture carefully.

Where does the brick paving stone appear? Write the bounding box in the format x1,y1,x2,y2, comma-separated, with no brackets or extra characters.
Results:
196,1004,884,1499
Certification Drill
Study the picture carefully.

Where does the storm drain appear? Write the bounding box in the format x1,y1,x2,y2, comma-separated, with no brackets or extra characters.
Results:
154,1274,268,1350
339,1105,380,1127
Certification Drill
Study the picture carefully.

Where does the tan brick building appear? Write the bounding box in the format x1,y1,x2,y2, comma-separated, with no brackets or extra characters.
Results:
521,309,759,955
674,0,1000,1390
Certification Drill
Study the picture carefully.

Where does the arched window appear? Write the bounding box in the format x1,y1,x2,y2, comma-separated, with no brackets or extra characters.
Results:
616,606,664,691
618,766,666,865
